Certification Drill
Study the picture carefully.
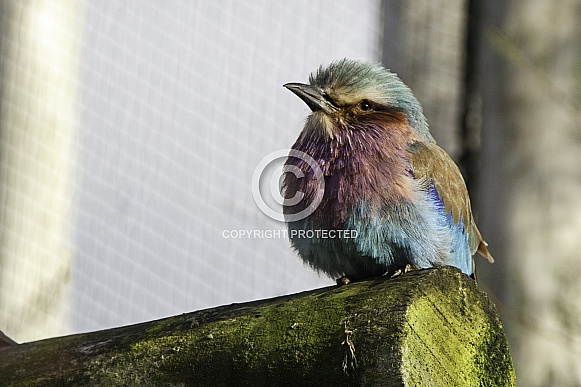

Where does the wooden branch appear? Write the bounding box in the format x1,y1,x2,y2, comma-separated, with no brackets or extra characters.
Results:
0,266,516,386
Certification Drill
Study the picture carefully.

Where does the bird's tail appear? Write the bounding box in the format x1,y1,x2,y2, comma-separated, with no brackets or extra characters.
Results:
477,239,494,263
470,224,494,263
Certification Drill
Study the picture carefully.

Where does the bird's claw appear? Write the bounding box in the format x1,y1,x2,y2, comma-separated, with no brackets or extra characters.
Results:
386,264,419,278
336,276,352,286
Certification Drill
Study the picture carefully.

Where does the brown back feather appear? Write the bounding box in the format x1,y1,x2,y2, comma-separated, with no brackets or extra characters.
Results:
409,142,494,262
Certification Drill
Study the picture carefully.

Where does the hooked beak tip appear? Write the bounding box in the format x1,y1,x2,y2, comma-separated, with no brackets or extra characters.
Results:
283,83,329,113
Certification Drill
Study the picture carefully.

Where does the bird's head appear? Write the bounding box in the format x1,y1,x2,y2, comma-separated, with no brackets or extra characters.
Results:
284,59,433,142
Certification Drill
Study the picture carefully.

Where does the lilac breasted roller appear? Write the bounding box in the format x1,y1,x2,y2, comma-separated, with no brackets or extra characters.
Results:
283,59,493,283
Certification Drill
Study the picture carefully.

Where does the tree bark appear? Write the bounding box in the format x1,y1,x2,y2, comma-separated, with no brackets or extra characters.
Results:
0,267,515,386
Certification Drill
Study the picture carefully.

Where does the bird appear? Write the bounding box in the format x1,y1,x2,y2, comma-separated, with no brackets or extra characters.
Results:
282,59,493,283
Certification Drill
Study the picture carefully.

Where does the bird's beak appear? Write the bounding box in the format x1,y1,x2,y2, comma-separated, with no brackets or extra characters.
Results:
283,83,334,114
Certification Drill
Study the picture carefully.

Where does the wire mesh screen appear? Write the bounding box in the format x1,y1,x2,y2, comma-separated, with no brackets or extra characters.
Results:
0,1,382,342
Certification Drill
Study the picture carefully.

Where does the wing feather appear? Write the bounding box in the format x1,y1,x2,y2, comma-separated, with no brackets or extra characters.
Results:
409,142,494,263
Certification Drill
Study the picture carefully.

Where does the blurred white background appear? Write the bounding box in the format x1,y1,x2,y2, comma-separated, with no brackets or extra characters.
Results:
0,0,381,339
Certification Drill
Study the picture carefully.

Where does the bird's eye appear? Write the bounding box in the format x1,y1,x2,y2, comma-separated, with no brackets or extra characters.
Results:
359,100,372,111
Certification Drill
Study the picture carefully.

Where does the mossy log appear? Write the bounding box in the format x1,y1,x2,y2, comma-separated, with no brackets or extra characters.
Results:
0,266,515,386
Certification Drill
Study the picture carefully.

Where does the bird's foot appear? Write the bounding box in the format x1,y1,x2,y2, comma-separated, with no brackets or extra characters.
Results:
386,264,420,278
336,276,352,286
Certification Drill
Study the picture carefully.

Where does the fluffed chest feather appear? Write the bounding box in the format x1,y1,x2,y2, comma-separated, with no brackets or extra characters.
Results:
283,126,417,229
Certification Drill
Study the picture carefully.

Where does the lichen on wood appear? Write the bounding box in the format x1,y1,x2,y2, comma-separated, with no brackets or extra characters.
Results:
0,266,516,386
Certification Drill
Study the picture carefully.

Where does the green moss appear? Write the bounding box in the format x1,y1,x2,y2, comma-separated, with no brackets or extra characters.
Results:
78,286,358,386
400,269,516,387
0,267,515,386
